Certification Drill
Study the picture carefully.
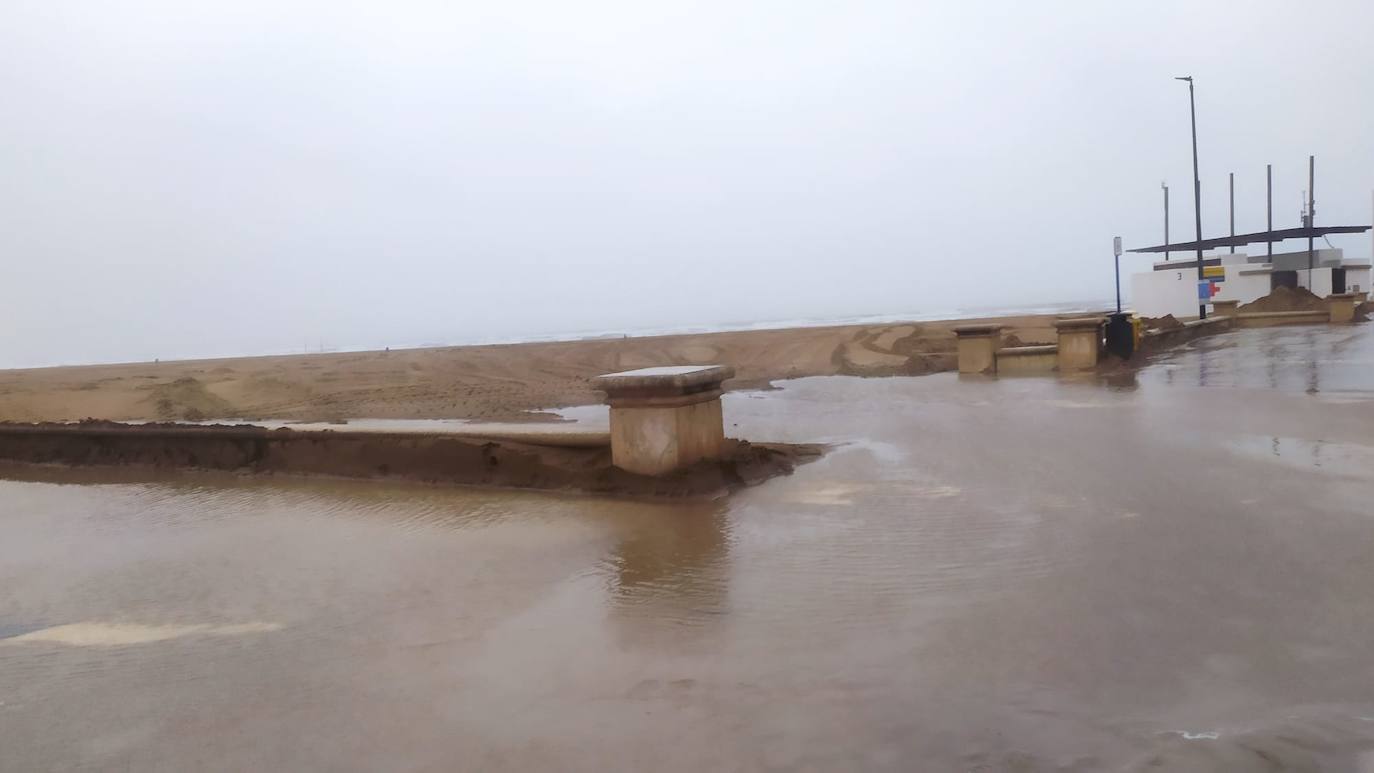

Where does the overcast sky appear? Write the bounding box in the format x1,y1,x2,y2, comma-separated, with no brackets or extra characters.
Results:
3,0,1372,367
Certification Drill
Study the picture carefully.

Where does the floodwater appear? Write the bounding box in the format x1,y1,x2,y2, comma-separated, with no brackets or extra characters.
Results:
4,325,1374,771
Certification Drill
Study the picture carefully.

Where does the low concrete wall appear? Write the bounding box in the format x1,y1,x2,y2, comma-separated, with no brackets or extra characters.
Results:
995,345,1057,375
1211,300,1240,317
1234,310,1330,328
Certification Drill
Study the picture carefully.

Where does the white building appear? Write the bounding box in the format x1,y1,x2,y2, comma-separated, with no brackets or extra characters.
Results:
1130,248,1372,319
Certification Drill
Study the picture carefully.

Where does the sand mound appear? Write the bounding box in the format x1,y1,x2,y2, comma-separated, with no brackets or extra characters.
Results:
871,325,917,351
1239,286,1325,313
836,341,911,376
1143,314,1185,332
144,377,236,422
887,326,956,357
830,323,976,377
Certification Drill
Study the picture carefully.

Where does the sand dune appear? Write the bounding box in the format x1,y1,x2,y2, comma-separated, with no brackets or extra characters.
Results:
0,315,1060,422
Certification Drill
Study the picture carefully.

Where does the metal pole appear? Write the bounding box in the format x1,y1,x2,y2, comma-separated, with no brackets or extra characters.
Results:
1114,242,1122,313
1163,182,1170,261
1266,164,1273,259
1177,76,1206,319
1228,172,1235,253
1308,155,1315,286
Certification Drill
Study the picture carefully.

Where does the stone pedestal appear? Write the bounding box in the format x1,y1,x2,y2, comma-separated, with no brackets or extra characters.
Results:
1053,317,1106,372
1328,292,1360,324
952,324,1002,375
1212,299,1240,316
591,365,733,476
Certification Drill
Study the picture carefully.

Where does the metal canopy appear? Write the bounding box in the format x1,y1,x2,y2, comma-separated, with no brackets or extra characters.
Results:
1128,225,1371,254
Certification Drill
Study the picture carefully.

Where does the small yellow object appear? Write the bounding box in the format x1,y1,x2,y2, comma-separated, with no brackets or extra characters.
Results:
1203,265,1226,279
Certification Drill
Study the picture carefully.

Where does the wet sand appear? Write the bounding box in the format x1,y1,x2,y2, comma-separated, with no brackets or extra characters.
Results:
4,324,1374,770
0,314,1061,423
0,421,822,498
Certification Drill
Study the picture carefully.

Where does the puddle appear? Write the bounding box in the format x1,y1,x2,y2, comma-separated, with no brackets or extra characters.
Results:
1230,434,1374,478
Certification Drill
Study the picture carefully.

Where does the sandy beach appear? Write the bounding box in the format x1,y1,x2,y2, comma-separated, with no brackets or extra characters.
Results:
0,314,1064,423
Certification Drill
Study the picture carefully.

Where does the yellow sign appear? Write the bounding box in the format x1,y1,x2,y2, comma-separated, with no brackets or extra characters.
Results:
1203,265,1226,279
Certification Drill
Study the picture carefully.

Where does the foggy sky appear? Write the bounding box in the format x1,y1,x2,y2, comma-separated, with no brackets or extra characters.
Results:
4,0,1373,368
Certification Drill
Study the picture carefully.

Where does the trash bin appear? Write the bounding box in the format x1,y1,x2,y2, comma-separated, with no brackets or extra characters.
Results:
1105,312,1135,360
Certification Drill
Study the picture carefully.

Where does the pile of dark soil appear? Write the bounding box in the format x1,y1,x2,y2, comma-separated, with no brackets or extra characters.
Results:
1142,314,1185,332
1238,286,1325,313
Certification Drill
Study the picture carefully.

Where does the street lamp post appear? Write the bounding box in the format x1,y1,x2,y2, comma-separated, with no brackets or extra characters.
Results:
1113,236,1123,313
1176,76,1206,319
1162,181,1170,261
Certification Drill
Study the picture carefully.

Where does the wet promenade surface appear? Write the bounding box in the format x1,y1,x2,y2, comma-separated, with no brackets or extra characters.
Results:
4,325,1374,771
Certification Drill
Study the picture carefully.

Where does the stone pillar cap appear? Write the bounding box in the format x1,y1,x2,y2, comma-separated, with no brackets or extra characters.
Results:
592,364,735,394
1053,316,1107,330
951,323,1003,336
1329,292,1361,299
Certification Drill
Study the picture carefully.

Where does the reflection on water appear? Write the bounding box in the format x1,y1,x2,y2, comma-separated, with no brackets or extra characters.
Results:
6,325,1374,770
609,503,727,604
602,502,731,654
1141,325,1374,399
1229,434,1374,479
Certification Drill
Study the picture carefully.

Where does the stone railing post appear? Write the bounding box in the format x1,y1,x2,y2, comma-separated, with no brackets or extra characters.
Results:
1328,292,1360,324
952,324,1002,375
1053,317,1106,372
591,365,734,476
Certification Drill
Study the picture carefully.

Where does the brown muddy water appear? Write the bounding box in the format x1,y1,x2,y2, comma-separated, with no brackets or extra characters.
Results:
4,325,1374,772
